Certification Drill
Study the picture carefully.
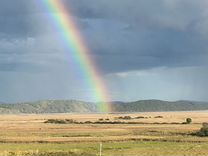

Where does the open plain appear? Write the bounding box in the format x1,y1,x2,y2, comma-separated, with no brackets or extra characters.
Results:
0,111,208,156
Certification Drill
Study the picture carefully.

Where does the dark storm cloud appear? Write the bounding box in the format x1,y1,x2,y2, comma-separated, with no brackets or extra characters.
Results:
0,0,208,73
0,0,54,37
84,23,208,73
0,0,33,37
1,0,208,102
61,0,208,73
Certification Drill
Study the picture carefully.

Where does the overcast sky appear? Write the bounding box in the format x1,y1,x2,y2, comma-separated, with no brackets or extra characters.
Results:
1,0,208,102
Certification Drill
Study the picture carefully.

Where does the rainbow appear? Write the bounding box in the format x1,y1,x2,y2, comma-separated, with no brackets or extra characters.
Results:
41,0,111,112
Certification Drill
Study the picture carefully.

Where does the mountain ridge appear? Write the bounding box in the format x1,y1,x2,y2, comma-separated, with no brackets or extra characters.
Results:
0,99,208,114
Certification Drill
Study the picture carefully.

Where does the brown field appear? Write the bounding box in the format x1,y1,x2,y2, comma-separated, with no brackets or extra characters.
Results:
0,111,208,155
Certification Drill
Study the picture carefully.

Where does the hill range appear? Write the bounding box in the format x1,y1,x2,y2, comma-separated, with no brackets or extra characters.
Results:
0,99,208,114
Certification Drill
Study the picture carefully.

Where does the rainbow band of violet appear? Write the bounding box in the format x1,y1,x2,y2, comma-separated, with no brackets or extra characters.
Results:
41,0,111,112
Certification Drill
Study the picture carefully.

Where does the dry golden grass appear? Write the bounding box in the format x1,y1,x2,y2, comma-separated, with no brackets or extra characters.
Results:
1,110,208,123
0,111,208,155
0,111,207,143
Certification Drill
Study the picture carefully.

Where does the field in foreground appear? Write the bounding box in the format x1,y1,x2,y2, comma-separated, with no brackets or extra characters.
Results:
0,111,208,156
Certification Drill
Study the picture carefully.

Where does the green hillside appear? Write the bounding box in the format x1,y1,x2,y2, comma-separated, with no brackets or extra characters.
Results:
0,99,208,114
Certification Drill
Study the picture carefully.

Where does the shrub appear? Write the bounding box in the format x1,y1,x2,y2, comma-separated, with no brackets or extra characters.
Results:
65,119,76,123
44,119,66,124
118,116,124,119
116,116,132,120
44,119,77,124
197,122,208,136
186,118,192,124
154,116,163,118
123,116,132,120
135,116,145,119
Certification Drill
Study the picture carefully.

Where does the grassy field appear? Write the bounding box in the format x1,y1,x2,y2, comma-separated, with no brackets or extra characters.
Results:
0,111,208,155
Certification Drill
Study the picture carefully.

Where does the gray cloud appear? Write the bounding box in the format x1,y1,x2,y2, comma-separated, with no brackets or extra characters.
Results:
106,66,208,102
1,0,208,72
0,0,208,102
61,0,208,73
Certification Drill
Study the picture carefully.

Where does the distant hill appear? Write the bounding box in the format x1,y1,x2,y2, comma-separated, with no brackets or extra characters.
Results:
0,99,208,114
111,100,208,112
0,100,98,114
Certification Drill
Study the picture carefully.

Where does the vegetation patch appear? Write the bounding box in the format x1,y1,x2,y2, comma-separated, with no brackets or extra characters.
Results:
182,118,192,124
44,118,192,125
3,151,95,156
44,119,147,124
195,123,208,137
44,119,77,124
154,116,163,118
115,116,132,120
135,116,145,119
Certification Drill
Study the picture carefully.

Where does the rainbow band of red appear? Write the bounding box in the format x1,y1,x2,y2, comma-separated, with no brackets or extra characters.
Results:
41,0,111,112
